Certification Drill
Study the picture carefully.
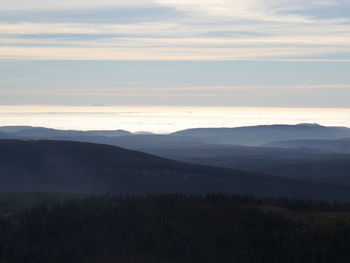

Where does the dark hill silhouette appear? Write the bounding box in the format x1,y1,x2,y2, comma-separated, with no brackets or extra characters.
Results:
259,158,350,187
138,144,324,159
52,134,205,149
172,124,350,146
0,126,205,149
0,139,348,200
0,126,132,138
264,138,350,152
178,151,350,189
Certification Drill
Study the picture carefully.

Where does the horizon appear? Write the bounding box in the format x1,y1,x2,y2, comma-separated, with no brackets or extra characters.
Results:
1,105,350,133
0,122,346,133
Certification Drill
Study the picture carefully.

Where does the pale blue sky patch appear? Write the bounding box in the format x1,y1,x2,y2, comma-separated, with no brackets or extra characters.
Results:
0,61,348,88
279,2,350,20
0,6,183,24
0,60,349,107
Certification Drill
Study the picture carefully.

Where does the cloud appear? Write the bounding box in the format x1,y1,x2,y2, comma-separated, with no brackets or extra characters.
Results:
0,0,349,61
1,84,350,108
154,0,341,23
2,84,350,95
0,22,184,36
0,0,154,11
2,45,350,61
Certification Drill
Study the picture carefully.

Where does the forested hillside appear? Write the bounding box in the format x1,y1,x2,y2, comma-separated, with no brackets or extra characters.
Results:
1,194,350,263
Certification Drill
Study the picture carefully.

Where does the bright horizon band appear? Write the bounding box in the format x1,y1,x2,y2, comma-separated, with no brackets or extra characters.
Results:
0,105,349,133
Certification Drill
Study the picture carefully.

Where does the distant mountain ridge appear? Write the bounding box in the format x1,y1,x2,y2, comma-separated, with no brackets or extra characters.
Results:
172,123,350,146
1,123,350,149
0,126,132,138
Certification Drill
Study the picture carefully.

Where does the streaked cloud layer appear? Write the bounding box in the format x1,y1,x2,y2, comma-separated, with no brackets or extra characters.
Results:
0,1,349,108
0,0,350,61
0,60,349,107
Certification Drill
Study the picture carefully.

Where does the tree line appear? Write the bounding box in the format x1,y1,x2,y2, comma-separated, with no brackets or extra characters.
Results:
0,194,350,262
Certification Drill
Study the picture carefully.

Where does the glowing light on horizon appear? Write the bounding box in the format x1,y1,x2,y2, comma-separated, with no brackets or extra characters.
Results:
0,105,349,133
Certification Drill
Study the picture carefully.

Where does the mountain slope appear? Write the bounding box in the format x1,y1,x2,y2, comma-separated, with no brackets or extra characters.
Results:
0,126,132,138
0,139,348,200
48,134,206,149
172,124,350,146
264,138,350,152
139,144,325,159
0,131,17,139
177,152,350,188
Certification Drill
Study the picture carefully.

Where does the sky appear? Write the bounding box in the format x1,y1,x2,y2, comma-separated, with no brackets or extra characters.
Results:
0,0,349,107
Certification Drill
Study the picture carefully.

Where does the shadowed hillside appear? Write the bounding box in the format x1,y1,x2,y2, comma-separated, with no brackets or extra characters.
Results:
264,138,350,152
0,140,349,200
177,151,350,188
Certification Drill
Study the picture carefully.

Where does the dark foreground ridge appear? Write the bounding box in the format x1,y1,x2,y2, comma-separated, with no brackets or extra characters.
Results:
1,193,350,263
0,139,349,200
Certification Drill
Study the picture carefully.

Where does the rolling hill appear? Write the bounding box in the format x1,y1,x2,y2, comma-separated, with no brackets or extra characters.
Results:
264,138,350,152
2,124,350,149
0,126,132,138
177,151,350,188
0,139,348,200
172,123,350,146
